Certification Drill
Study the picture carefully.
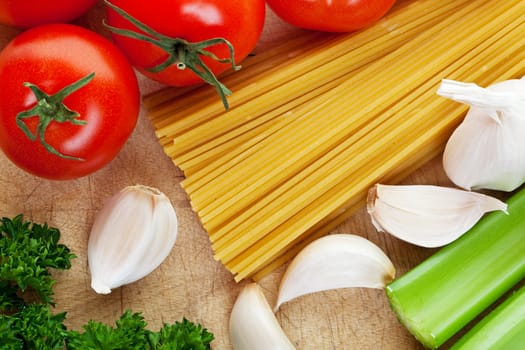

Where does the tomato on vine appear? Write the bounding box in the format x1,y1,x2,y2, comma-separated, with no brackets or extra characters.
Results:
0,24,140,180
104,0,266,109
0,0,97,28
266,0,396,33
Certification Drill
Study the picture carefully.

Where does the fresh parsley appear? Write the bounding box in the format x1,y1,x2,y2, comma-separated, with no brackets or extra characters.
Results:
0,215,214,350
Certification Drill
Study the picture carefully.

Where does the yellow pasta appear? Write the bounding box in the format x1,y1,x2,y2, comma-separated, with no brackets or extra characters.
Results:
252,45,525,281
144,0,525,282
238,34,525,281
233,44,525,281
189,0,511,225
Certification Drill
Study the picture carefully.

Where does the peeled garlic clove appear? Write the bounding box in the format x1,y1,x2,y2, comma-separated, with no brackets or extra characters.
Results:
88,184,178,294
367,184,507,248
438,77,525,191
275,234,395,311
230,283,295,350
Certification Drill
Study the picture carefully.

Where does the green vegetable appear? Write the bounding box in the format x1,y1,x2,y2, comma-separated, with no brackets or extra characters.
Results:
385,189,525,349
66,311,214,350
149,318,215,350
450,284,525,350
66,310,150,350
0,214,75,307
1,304,69,350
0,215,214,349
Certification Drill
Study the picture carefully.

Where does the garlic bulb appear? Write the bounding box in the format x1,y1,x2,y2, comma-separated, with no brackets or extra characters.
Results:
275,234,395,311
367,184,507,248
438,77,525,191
230,283,296,350
88,184,178,294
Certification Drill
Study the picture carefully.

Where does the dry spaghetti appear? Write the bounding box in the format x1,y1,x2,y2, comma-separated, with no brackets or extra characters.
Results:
144,0,525,281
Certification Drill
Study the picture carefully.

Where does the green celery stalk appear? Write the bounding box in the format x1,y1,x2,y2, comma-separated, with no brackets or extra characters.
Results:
450,284,525,350
385,188,525,349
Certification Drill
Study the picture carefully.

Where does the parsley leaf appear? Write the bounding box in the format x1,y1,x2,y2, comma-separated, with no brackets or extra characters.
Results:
13,304,68,350
67,311,215,350
150,317,215,350
66,310,150,349
0,215,76,307
0,314,23,349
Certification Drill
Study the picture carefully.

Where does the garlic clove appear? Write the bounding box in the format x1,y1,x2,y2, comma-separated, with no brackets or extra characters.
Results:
230,283,296,350
275,234,395,311
367,184,507,248
438,77,525,191
88,184,178,294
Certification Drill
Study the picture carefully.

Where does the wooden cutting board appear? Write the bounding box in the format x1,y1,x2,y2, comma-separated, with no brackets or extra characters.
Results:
0,2,456,349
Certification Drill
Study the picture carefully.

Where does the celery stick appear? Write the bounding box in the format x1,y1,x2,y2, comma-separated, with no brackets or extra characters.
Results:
451,284,525,350
385,188,525,349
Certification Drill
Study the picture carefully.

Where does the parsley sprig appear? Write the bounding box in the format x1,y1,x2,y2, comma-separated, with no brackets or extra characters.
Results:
0,215,75,309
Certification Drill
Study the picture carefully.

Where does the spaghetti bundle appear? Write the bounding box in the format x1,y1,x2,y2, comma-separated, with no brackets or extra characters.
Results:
145,0,525,281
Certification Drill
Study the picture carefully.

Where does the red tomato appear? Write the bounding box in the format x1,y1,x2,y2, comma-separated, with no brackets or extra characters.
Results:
0,0,98,28
0,24,140,180
104,0,265,88
267,0,396,33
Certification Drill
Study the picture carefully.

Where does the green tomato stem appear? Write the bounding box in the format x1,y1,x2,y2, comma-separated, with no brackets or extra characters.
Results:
386,188,525,349
103,0,240,110
16,73,94,161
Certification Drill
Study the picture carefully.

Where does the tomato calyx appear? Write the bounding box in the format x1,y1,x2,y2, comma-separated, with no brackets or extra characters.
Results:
104,0,240,110
15,73,95,161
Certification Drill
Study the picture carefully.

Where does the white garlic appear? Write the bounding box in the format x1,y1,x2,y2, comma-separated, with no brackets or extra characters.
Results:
438,77,525,191
230,283,296,350
367,184,507,248
88,184,178,294
275,234,395,311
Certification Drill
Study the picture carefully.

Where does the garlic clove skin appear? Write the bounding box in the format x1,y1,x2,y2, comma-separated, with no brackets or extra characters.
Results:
88,184,178,294
230,283,296,350
367,184,507,248
275,234,395,311
438,77,525,191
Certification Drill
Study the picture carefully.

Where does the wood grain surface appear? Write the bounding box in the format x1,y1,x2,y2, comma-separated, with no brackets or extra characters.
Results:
0,2,458,349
